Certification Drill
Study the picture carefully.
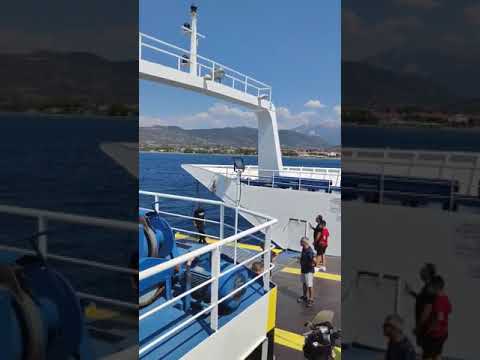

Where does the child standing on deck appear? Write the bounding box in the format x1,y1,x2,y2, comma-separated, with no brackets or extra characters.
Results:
297,237,315,308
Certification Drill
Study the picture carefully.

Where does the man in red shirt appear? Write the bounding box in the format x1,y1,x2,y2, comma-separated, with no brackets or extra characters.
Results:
420,275,452,360
314,220,329,272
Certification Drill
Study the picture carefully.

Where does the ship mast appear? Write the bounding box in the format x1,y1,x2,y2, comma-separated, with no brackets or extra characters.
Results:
182,5,205,76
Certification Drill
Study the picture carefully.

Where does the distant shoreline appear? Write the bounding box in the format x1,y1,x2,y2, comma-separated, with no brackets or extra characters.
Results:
0,111,137,121
344,123,480,131
139,150,341,160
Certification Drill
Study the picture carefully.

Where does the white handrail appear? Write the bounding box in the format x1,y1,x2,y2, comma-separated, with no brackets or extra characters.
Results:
188,164,342,188
0,205,137,231
138,190,277,356
0,205,138,311
139,32,272,101
0,245,136,275
139,217,276,281
139,206,267,244
140,190,224,206
139,263,275,356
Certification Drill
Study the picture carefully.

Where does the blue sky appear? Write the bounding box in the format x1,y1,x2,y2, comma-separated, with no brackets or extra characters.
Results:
140,1,340,140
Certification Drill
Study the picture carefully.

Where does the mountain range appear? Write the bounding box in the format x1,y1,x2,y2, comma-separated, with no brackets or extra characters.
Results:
343,47,480,112
342,61,456,108
0,51,137,107
366,48,479,99
140,126,332,149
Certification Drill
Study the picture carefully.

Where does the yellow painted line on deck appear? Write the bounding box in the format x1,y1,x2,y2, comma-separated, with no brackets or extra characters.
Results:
281,267,341,282
275,328,304,351
175,232,283,255
275,328,341,358
85,304,119,321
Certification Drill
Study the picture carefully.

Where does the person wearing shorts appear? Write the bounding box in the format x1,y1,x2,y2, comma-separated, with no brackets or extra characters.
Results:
297,237,315,307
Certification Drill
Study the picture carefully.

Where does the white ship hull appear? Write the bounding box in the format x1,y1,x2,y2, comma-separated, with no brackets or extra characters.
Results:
182,164,341,255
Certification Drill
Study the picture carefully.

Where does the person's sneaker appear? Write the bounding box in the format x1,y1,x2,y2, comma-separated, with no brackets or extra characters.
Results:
314,267,320,272
306,300,314,308
320,266,327,272
297,296,307,303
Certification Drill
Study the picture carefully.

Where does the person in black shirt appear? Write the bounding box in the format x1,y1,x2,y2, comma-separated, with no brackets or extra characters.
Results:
309,215,323,243
383,314,416,360
309,215,323,271
405,263,436,347
297,237,315,307
193,207,207,244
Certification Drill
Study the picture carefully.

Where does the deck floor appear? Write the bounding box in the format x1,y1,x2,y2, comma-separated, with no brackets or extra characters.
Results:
272,252,341,359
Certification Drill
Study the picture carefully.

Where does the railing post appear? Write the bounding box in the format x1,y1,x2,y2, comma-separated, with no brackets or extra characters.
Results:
38,216,48,258
263,226,271,291
244,76,248,93
139,34,142,61
210,247,220,331
154,195,160,213
220,204,224,240
234,206,239,264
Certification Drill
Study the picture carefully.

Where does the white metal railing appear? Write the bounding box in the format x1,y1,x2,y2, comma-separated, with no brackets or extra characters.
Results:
343,147,480,197
138,190,277,356
0,205,138,310
190,164,342,189
139,32,272,102
342,172,480,213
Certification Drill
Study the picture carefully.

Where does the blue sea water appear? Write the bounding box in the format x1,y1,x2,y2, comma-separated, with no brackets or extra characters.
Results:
0,114,137,301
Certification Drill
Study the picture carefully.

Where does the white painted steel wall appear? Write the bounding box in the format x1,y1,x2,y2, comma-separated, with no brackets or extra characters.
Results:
257,107,283,176
182,291,270,360
182,164,341,255
342,202,480,359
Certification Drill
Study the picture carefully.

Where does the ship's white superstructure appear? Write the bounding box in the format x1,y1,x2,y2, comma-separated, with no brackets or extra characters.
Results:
182,164,341,254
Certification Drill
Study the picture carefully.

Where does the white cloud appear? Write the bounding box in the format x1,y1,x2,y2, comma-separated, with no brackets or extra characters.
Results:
140,101,341,133
140,103,256,129
276,107,318,128
304,99,326,109
333,105,341,117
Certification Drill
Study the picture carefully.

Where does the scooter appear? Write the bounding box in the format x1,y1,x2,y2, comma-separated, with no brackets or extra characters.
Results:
303,310,341,360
